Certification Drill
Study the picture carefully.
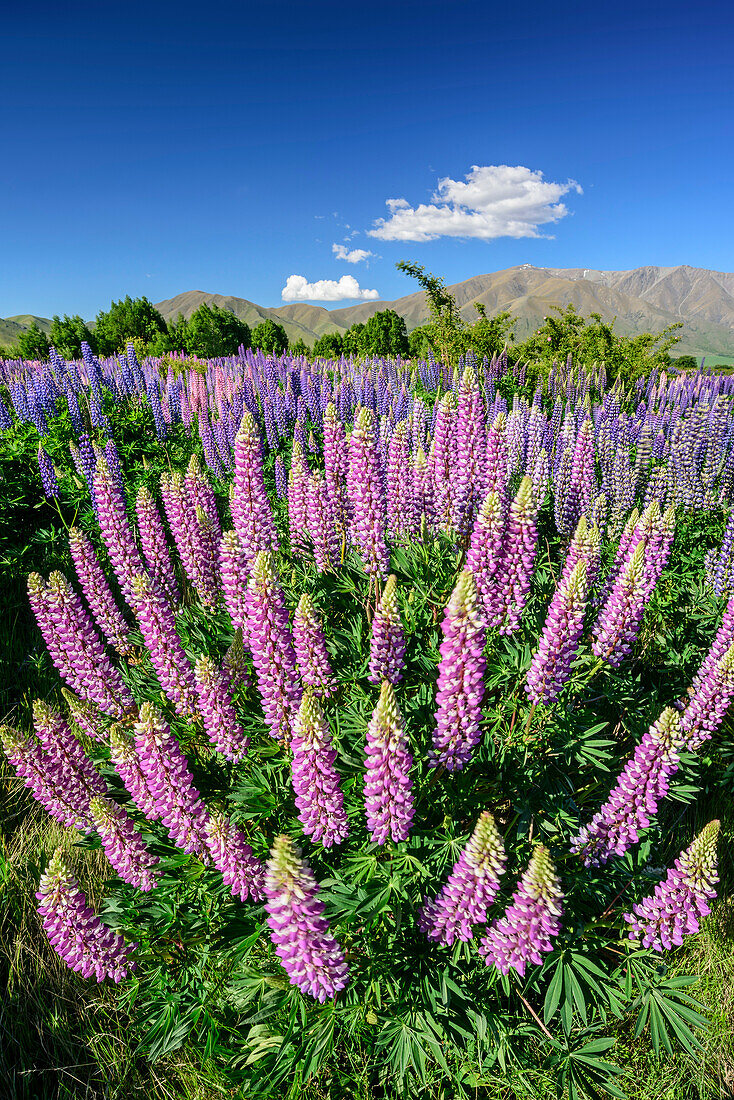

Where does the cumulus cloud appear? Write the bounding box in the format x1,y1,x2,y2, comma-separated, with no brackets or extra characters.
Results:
332,243,374,264
369,165,582,242
282,274,380,302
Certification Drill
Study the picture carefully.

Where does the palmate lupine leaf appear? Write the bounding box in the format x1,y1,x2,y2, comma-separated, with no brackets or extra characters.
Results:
548,1033,626,1100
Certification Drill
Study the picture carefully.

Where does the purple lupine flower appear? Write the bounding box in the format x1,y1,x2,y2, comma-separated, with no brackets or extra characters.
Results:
293,593,336,698
485,476,541,635
219,529,250,635
412,443,433,534
526,559,589,705
133,702,209,858
591,541,647,667
89,796,160,892
185,453,222,541
290,691,348,847
68,527,131,655
205,812,265,902
38,444,59,499
129,572,198,719
385,421,413,540
429,570,486,771
135,485,181,607
453,365,485,537
570,708,683,866
363,681,414,845
479,845,564,977
62,688,108,743
418,811,505,944
323,402,349,536
681,639,734,749
346,406,389,581
288,440,311,556
431,393,457,532
93,457,145,602
307,471,340,571
274,453,288,499
484,412,508,513
28,572,134,717
246,551,303,743
160,472,219,608
560,514,601,591
264,834,349,1002
109,724,161,822
194,654,249,761
368,574,405,685
36,848,137,982
1,721,98,833
624,820,720,951
466,489,505,621
231,409,279,562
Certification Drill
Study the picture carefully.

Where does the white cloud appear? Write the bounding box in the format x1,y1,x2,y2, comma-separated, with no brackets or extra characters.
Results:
281,274,380,302
369,165,582,242
332,243,374,264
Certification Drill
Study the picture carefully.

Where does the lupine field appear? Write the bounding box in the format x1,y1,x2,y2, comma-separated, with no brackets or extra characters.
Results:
1,340,733,1100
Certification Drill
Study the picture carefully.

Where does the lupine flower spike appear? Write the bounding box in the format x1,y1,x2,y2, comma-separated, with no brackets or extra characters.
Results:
364,681,414,844
368,574,406,685
90,796,160,892
290,691,348,847
205,813,266,902
293,593,336,697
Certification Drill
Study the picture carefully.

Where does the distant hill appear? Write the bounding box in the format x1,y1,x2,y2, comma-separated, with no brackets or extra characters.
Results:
4,265,734,359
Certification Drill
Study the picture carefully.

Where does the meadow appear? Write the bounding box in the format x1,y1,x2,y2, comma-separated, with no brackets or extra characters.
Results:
0,341,732,1100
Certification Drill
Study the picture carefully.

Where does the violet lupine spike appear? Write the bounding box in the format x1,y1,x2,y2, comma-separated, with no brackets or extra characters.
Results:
570,707,683,866
486,476,541,636
479,845,564,977
185,453,222,541
93,457,145,602
431,392,457,532
133,702,210,858
28,572,134,717
624,820,720,952
231,409,279,562
38,444,59,499
246,551,303,743
194,654,250,762
160,471,219,608
363,681,414,845
681,640,734,750
1,724,96,833
205,813,266,902
385,421,413,540
33,699,107,799
36,848,137,983
219,529,250,636
307,471,340,571
466,489,505,621
68,527,132,655
346,406,389,581
418,811,506,944
484,412,508,512
264,834,349,1002
109,724,161,822
89,796,160,892
290,691,348,848
453,365,486,537
591,540,647,667
368,574,406,686
129,572,198,719
288,440,311,557
560,515,601,591
429,570,487,772
135,485,181,607
323,403,349,536
293,593,336,698
525,559,589,705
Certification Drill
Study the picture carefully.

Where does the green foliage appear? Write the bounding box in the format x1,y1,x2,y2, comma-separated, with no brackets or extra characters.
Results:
467,303,516,360
312,331,344,358
289,338,310,358
251,319,288,355
397,260,466,363
16,321,50,361
181,303,251,358
94,296,169,355
49,314,97,360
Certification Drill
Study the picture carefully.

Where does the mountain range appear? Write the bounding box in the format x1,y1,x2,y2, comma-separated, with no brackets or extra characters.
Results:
4,265,734,360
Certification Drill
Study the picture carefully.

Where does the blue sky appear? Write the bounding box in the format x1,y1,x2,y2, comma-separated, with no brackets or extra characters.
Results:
2,0,733,318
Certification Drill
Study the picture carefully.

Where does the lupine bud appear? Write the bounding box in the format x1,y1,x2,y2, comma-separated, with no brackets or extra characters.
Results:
430,570,486,771
135,485,181,607
36,849,137,982
194,654,249,761
290,691,348,848
205,812,265,902
293,593,336,697
90,796,160,891
246,552,303,742
368,574,406,685
346,406,389,580
62,689,108,743
571,708,683,866
526,559,589,705
625,820,720,951
364,681,414,844
129,572,198,718
479,845,564,977
133,703,209,858
231,410,279,562
264,835,349,1002
419,811,505,944
69,527,132,655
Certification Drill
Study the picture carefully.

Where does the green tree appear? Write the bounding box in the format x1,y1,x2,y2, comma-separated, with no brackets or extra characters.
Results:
49,314,97,360
312,331,344,358
467,303,515,360
94,295,168,355
251,319,288,355
396,260,465,363
17,322,50,360
342,322,365,356
289,338,310,357
184,303,251,358
407,324,433,359
673,354,699,372
361,309,409,357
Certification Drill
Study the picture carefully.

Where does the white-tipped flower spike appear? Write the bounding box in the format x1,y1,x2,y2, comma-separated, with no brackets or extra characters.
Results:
290,691,348,848
364,681,414,845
